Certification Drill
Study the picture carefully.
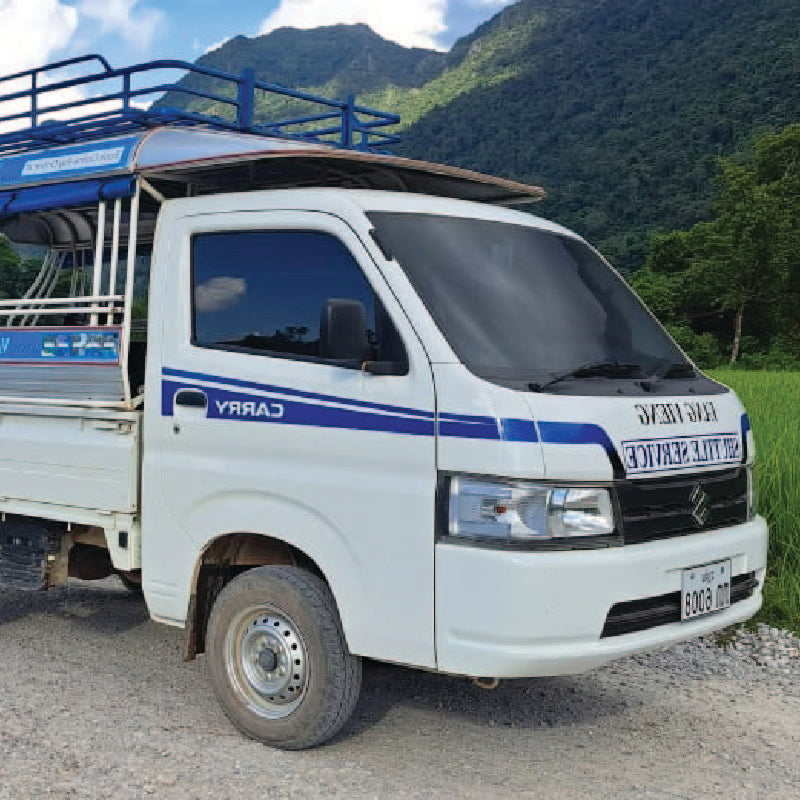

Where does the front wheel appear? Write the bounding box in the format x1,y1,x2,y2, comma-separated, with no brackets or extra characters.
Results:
206,565,361,749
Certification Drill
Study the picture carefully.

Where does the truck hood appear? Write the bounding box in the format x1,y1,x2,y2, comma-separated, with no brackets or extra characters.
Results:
522,389,750,482
432,365,751,482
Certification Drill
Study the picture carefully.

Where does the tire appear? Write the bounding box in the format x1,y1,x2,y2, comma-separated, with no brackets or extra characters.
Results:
206,565,361,750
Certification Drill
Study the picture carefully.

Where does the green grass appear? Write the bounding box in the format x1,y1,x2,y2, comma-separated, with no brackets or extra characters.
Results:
711,369,800,634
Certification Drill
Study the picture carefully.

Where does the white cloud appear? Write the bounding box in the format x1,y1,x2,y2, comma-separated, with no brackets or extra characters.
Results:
0,0,78,75
77,0,165,51
0,0,152,134
259,0,449,50
195,277,247,313
0,1,82,132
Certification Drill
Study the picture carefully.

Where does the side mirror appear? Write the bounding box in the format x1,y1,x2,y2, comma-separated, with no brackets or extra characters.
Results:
320,299,369,362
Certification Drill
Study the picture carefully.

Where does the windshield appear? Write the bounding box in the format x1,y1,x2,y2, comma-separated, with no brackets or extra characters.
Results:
367,212,714,395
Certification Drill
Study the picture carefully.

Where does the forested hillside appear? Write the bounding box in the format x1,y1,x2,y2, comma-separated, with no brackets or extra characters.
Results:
397,0,800,269
164,0,800,273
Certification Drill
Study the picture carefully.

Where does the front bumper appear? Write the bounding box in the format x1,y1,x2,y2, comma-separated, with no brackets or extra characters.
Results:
434,515,767,677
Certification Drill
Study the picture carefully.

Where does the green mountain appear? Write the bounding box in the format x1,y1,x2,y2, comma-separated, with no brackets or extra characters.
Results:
159,0,800,270
156,23,446,110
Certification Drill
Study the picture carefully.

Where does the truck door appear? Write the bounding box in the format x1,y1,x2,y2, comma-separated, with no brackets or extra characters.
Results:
144,209,437,668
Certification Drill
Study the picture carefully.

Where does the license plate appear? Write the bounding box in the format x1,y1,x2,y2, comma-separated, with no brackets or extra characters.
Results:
681,559,731,620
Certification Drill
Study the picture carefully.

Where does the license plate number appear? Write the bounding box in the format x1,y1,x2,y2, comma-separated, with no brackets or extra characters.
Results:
681,559,731,620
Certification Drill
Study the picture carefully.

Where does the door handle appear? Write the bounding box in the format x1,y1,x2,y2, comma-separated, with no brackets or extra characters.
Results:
174,388,208,410
91,420,135,434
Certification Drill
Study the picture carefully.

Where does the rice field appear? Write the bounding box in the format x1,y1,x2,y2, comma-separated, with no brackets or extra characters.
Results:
711,369,800,634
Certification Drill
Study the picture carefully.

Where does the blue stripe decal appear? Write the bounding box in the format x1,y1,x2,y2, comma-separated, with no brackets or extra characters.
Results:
740,413,751,463
499,418,540,443
164,381,435,437
439,419,501,440
537,421,624,477
163,366,435,420
162,368,616,453
438,411,497,424
164,378,540,442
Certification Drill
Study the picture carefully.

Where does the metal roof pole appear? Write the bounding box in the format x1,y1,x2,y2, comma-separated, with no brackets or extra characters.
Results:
29,251,66,327
120,182,140,403
79,250,87,296
69,251,79,297
342,95,355,149
21,250,59,325
30,72,37,128
7,249,53,326
237,69,255,130
90,200,106,325
106,197,122,325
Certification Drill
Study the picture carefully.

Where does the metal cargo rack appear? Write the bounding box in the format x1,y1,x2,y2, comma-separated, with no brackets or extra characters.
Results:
0,54,404,410
0,53,401,155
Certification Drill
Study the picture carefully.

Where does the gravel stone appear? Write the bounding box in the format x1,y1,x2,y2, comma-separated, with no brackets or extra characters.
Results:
0,579,798,799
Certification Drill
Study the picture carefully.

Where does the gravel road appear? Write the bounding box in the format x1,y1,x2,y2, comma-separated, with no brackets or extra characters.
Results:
1,579,798,800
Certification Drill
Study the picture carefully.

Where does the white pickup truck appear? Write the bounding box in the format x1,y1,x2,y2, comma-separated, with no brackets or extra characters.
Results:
0,56,767,749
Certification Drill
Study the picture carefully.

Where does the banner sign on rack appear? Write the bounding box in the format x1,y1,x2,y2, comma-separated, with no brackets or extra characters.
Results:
0,136,138,189
0,328,121,363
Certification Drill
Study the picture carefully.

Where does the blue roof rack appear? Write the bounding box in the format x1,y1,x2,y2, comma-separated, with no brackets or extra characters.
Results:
0,54,401,157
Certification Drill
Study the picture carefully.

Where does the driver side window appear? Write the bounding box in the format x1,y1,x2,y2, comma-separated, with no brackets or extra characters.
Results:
191,229,406,371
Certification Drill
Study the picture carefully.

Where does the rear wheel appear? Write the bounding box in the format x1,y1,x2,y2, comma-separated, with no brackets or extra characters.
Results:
206,565,361,749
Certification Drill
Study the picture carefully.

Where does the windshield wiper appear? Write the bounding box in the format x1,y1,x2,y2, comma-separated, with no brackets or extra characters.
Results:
638,361,696,390
528,360,644,392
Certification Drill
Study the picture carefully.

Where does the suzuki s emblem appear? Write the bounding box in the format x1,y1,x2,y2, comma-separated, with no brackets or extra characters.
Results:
690,484,711,527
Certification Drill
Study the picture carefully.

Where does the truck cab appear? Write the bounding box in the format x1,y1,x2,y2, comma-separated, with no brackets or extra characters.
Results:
0,56,767,749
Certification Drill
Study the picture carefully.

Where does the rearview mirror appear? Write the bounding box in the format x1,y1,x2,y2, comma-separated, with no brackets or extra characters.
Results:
320,298,369,362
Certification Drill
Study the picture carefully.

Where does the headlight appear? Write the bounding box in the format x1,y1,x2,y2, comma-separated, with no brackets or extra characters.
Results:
447,476,616,545
746,465,758,520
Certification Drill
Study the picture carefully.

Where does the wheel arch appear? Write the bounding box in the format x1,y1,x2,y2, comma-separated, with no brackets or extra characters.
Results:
183,530,356,661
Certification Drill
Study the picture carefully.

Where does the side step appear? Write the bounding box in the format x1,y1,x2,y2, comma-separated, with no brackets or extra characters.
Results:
0,515,64,590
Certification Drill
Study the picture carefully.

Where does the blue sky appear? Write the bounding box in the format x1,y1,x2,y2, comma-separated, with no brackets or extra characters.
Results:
0,1,517,80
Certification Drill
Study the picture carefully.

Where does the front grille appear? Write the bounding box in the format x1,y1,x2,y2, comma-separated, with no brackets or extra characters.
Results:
600,571,758,638
616,467,748,545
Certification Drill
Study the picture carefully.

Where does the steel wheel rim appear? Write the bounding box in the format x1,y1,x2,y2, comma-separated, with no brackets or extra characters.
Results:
224,605,309,719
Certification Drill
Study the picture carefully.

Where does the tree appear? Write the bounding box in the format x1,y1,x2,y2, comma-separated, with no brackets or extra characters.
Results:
635,124,800,366
711,160,786,363
754,124,800,349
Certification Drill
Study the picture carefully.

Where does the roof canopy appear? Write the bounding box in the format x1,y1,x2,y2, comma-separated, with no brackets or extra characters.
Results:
0,128,545,246
0,126,544,201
